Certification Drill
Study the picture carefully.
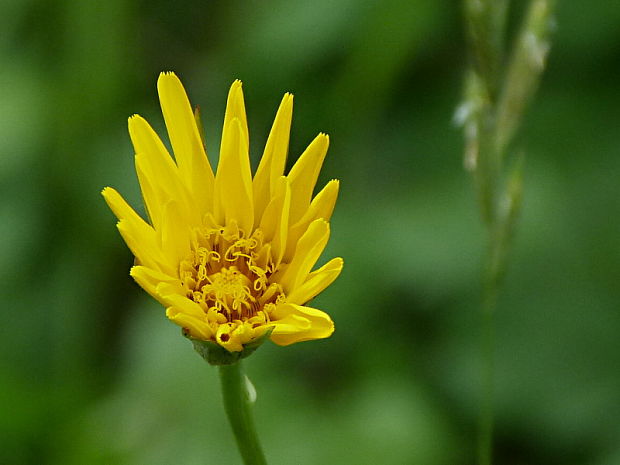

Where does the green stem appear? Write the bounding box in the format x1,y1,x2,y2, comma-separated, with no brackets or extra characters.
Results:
219,362,267,465
460,2,555,464
477,246,499,465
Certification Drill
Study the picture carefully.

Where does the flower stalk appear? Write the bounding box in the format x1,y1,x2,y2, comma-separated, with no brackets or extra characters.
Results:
219,362,267,465
458,1,556,464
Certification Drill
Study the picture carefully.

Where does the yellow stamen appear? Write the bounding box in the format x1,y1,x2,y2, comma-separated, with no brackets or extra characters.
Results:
179,226,285,327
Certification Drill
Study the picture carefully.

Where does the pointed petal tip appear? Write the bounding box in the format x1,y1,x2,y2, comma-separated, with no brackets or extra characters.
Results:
101,186,122,207
303,218,330,236
224,81,248,127
127,115,157,142
127,114,141,129
312,132,330,148
127,114,144,128
158,71,178,83
274,93,294,115
226,81,245,106
325,179,340,198
315,217,329,228
229,79,243,92
157,72,185,99
102,186,124,210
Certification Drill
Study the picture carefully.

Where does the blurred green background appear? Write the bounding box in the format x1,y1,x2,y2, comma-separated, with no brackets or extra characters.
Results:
1,1,619,464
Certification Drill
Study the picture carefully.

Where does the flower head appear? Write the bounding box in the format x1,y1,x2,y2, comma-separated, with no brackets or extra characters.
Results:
103,72,342,361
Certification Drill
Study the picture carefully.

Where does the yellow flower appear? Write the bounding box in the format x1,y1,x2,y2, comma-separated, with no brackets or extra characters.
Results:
103,72,342,356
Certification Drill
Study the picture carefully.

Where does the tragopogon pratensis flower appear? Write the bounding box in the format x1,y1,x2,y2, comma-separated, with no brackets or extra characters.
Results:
103,73,342,362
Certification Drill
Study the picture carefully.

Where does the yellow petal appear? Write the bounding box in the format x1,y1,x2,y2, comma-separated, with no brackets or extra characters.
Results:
276,218,330,293
270,303,334,346
159,200,191,268
103,189,167,273
160,291,206,319
194,105,206,147
233,321,257,345
128,115,180,194
157,72,214,216
253,93,293,226
102,187,157,255
102,186,149,229
259,176,290,267
134,155,164,230
214,117,254,233
128,115,197,225
216,324,244,352
116,219,171,274
286,257,343,305
221,80,249,149
287,133,329,224
130,266,181,304
284,179,339,262
166,307,213,340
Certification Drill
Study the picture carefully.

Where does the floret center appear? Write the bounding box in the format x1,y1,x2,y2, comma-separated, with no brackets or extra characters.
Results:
202,266,253,317
180,223,284,323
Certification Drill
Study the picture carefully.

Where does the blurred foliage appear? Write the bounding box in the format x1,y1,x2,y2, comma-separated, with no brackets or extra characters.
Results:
1,1,619,464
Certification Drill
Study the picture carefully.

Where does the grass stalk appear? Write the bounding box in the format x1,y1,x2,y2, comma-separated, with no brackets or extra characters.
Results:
459,1,556,464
